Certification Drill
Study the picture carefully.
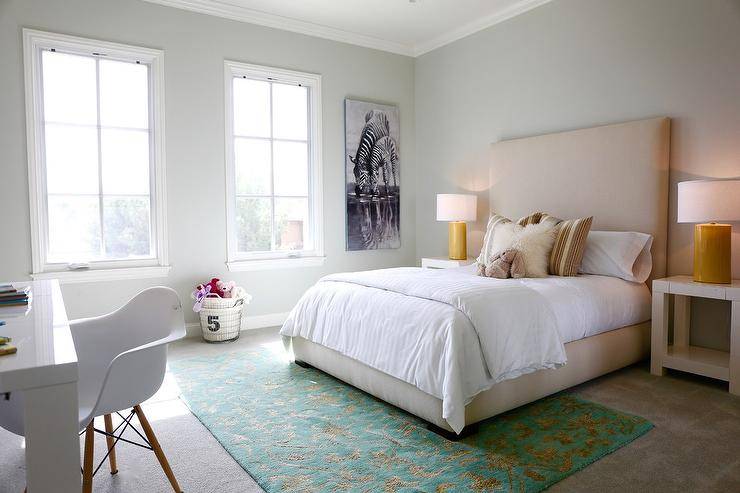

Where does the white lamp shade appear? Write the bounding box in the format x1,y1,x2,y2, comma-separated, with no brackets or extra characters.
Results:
436,194,477,222
677,179,740,223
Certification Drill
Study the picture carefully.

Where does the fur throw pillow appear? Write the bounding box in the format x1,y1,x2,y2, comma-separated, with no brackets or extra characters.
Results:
486,222,556,278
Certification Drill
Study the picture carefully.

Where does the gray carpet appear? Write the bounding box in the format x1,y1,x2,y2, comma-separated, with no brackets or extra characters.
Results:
1,327,739,492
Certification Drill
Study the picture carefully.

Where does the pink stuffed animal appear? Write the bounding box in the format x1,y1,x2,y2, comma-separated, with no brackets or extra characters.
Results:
217,280,236,298
202,278,225,298
195,278,240,300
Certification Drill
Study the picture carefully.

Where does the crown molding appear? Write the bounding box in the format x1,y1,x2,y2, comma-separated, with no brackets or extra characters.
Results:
143,0,554,58
412,0,554,56
142,0,414,56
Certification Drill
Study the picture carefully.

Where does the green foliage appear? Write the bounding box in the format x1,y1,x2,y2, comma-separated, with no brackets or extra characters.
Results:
103,197,151,257
236,198,271,252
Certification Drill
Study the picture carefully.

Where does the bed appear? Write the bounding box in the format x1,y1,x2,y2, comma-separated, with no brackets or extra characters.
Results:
281,117,671,435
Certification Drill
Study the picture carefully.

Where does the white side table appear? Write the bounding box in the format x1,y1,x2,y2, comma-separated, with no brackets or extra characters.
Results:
651,275,740,395
421,257,476,269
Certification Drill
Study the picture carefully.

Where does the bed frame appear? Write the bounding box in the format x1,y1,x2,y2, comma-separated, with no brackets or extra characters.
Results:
290,117,671,434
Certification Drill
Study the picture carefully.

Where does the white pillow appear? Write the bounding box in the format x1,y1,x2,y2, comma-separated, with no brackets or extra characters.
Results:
490,222,556,278
579,231,653,283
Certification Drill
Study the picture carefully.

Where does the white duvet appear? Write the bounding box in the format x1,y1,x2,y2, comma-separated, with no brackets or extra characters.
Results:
280,265,650,433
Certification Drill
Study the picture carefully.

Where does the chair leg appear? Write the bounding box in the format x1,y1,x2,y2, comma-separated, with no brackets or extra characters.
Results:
104,414,119,474
133,405,182,493
82,421,95,493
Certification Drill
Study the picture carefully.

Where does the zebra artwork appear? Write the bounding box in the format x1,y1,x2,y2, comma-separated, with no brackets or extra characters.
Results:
349,110,390,196
345,99,400,251
369,136,399,195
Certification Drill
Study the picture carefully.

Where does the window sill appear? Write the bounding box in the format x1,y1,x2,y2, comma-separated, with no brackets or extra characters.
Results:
226,256,326,272
31,265,171,284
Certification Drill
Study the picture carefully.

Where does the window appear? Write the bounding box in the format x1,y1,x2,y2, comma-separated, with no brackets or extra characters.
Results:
225,61,323,270
24,30,168,281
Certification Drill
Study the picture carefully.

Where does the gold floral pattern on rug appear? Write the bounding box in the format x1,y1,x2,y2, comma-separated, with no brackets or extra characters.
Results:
170,349,653,492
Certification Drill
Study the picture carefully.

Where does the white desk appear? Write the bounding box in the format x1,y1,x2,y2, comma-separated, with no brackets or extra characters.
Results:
0,280,81,492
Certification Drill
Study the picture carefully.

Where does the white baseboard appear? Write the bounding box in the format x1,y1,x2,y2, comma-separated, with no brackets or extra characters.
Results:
185,311,289,338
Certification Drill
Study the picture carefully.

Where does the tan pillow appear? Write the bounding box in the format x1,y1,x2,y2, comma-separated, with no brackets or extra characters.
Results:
539,213,563,228
549,216,593,276
517,211,562,228
476,213,512,267
516,211,546,226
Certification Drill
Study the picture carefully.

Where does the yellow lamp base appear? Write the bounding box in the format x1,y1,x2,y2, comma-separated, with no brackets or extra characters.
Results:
448,222,467,260
693,223,731,284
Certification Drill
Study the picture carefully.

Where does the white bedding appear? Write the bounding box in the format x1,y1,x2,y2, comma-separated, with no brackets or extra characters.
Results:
280,265,650,432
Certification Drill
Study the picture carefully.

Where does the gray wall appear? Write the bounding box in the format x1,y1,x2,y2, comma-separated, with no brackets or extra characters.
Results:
0,0,416,327
2,0,738,346
415,0,740,349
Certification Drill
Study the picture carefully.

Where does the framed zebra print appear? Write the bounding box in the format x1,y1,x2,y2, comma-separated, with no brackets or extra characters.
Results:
344,99,400,251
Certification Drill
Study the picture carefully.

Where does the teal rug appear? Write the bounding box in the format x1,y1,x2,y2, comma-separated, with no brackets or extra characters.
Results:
169,346,652,492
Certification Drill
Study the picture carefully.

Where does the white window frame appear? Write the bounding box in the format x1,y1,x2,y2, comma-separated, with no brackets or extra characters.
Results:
23,29,169,283
224,60,324,271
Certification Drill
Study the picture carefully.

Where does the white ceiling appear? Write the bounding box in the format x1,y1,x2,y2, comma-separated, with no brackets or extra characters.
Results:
144,0,554,56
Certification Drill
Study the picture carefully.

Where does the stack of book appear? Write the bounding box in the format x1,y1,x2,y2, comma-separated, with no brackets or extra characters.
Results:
0,284,31,307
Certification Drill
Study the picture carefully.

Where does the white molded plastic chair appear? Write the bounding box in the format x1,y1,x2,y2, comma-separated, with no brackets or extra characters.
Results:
0,286,186,493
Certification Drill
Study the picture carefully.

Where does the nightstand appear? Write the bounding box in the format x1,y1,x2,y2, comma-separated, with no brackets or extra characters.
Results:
421,257,476,269
651,275,740,395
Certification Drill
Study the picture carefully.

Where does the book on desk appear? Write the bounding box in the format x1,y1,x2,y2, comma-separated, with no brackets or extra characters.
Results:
0,284,31,307
0,284,30,355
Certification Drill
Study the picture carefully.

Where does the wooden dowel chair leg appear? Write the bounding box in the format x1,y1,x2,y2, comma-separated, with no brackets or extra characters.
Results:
82,421,95,493
133,405,182,493
104,414,119,474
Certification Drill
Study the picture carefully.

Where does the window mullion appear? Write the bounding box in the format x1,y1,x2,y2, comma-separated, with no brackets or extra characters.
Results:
95,57,105,261
38,48,51,268
146,63,156,259
44,120,148,132
305,88,313,250
231,77,238,256
268,81,276,252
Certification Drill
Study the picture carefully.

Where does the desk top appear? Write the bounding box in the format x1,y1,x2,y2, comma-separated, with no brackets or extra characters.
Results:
0,280,78,393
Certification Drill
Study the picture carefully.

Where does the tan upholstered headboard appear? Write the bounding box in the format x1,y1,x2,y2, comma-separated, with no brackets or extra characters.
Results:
489,117,670,280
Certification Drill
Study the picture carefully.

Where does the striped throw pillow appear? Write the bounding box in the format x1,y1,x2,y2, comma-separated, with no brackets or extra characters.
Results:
517,211,563,228
549,216,593,276
516,212,546,226
539,213,563,228
476,213,512,267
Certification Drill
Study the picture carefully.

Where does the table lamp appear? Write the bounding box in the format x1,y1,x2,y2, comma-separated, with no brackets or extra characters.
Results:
677,179,740,283
436,194,477,260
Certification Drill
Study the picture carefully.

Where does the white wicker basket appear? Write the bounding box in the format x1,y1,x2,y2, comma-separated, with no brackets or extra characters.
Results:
199,295,244,343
